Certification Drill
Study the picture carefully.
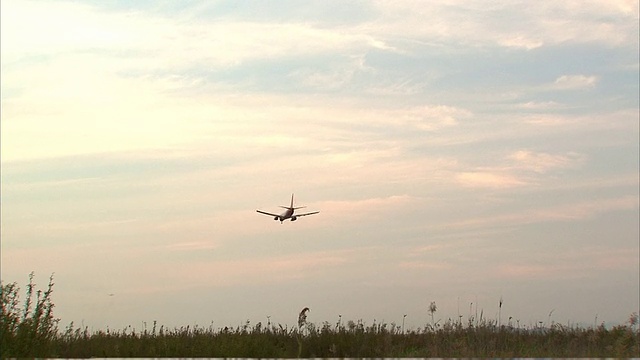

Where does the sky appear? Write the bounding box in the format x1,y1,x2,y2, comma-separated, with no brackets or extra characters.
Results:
1,0,639,331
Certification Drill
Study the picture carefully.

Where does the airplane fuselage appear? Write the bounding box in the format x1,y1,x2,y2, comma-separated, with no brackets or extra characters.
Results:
275,208,296,222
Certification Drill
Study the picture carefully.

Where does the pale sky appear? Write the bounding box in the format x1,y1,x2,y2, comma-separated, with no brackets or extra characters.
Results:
1,0,639,331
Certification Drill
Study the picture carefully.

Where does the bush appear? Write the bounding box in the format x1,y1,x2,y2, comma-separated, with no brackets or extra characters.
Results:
1,272,59,357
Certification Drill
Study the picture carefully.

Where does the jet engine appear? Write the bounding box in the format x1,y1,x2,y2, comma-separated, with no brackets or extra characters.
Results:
291,216,297,221
274,216,280,221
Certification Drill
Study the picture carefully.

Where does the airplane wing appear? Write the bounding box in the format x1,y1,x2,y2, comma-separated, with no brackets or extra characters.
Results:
295,211,319,217
256,210,280,217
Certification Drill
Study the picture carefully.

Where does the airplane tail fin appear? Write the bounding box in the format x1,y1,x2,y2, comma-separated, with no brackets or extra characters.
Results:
280,193,301,210
280,194,306,210
290,193,306,209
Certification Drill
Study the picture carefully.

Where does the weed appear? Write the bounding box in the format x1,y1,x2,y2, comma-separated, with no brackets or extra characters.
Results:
1,273,638,357
1,272,59,357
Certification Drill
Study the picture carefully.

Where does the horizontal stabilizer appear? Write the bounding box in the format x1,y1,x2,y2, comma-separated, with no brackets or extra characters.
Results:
295,211,319,217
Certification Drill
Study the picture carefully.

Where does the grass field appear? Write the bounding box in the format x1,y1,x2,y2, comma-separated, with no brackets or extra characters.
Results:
2,273,638,357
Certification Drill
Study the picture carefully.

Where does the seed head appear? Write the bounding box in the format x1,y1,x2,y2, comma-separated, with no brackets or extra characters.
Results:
298,307,310,328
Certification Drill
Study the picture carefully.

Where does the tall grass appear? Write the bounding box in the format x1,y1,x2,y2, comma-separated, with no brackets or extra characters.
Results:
50,316,639,357
1,272,59,357
1,273,638,357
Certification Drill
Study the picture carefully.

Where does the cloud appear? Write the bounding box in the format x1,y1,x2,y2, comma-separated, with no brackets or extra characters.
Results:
531,196,639,221
370,0,639,50
398,261,451,270
1,1,389,67
1,1,132,61
4,0,637,82
553,75,598,90
315,195,415,221
164,241,220,252
508,150,585,173
455,171,529,188
498,35,544,50
395,105,468,131
495,246,639,280
520,110,639,144
287,55,375,91
444,195,639,230
366,78,429,96
518,101,562,110
410,243,454,254
133,248,367,292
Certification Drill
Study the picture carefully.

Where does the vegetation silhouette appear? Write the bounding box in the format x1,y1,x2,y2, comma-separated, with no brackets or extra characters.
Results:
2,273,638,357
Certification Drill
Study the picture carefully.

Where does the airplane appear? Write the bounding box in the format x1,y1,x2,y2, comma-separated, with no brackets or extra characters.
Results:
256,194,319,223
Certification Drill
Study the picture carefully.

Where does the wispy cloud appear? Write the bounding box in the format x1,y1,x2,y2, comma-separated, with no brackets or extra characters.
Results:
553,75,598,90
398,260,452,270
444,195,639,230
517,101,562,110
134,249,364,292
314,195,416,221
498,35,544,50
450,149,586,190
394,105,469,131
508,150,585,173
370,0,639,50
495,246,640,280
164,241,220,252
455,171,529,189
